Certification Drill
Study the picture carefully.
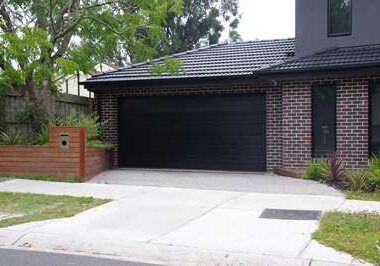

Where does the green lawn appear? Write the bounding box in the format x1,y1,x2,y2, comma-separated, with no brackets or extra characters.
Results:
0,192,110,228
347,192,380,202
314,212,380,265
2,175,82,183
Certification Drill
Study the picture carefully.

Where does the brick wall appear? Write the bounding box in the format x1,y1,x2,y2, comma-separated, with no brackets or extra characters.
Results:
281,82,312,168
93,74,378,171
336,80,370,168
95,83,283,170
280,76,375,169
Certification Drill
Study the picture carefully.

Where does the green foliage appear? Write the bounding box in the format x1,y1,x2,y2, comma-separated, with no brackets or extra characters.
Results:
16,104,48,132
0,0,184,114
368,155,380,178
88,140,114,149
0,129,21,145
4,176,83,183
303,158,329,180
229,29,242,42
16,104,48,143
347,192,380,202
346,170,370,192
324,153,346,182
36,112,111,147
305,155,380,193
366,175,380,193
0,192,110,228
367,156,380,192
155,0,241,56
56,112,104,141
314,212,380,265
151,57,185,76
0,27,54,88
36,122,53,145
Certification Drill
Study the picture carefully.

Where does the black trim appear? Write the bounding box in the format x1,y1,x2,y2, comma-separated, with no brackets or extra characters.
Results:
312,84,337,157
370,81,380,156
369,81,373,156
328,0,352,37
258,66,380,81
82,75,261,92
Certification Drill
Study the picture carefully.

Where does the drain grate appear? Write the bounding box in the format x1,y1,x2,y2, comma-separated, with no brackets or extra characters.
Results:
259,209,322,220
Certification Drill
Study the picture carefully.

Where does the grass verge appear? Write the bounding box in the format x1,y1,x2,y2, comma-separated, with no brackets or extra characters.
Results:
313,212,380,265
1,175,82,183
0,192,110,228
347,192,380,202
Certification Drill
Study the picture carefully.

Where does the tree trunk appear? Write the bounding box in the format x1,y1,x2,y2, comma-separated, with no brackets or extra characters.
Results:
18,79,56,119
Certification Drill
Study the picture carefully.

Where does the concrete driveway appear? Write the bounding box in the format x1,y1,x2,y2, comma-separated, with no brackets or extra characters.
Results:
0,178,377,265
90,169,342,196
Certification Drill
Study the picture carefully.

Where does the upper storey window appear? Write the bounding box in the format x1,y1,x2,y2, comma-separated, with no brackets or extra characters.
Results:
328,0,352,37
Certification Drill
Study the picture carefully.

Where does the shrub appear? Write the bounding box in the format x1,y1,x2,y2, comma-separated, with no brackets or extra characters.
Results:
368,155,380,178
36,123,53,145
324,153,346,182
303,158,328,180
346,170,369,192
56,112,104,141
16,104,48,142
36,112,108,147
367,156,380,192
366,175,380,192
87,140,114,149
0,129,21,145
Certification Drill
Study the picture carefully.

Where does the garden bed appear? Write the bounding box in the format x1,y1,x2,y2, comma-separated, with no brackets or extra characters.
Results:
0,127,113,181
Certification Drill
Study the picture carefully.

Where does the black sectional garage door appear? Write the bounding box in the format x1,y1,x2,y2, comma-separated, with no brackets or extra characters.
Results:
118,94,266,171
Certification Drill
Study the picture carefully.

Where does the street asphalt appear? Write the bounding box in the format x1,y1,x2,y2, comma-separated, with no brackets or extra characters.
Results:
0,248,158,266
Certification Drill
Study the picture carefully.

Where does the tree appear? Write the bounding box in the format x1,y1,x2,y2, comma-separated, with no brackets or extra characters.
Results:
0,0,182,117
156,0,241,56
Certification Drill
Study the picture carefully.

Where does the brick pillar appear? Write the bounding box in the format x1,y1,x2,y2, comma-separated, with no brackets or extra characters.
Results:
336,80,369,169
98,94,118,167
281,83,312,168
266,87,283,170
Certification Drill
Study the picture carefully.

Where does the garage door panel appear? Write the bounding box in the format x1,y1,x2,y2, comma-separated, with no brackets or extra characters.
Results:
118,94,266,171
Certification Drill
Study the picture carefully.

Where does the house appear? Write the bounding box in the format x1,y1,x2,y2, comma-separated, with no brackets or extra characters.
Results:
60,63,115,97
82,0,380,174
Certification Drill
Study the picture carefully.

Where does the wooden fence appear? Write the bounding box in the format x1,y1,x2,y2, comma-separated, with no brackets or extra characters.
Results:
0,92,92,142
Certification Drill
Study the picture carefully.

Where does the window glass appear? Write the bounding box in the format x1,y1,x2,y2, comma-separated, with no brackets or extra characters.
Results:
372,85,380,154
329,0,352,36
313,87,336,157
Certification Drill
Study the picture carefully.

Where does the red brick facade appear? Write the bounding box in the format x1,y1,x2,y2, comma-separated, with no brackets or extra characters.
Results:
94,74,378,171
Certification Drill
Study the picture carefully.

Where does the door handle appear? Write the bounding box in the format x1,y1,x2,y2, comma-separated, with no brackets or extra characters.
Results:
321,125,330,145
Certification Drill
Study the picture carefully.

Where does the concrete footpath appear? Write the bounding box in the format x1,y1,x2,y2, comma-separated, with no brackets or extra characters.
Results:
0,179,379,266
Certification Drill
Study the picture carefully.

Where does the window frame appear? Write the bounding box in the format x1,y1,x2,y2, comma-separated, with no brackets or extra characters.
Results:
370,82,380,156
328,0,353,37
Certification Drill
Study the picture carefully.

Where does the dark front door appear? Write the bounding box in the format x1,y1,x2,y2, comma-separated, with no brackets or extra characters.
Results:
371,84,380,154
118,94,266,171
312,87,337,157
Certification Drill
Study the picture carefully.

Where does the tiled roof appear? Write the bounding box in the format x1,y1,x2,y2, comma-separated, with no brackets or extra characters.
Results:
84,38,295,83
259,44,380,73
